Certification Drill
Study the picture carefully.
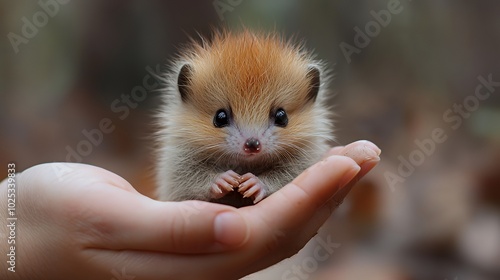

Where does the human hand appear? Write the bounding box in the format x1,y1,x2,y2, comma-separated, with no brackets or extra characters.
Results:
0,140,380,280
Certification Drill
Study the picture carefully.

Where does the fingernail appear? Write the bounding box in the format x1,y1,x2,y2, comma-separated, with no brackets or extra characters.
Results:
358,158,380,178
338,165,361,189
214,211,249,247
358,140,381,156
364,148,380,160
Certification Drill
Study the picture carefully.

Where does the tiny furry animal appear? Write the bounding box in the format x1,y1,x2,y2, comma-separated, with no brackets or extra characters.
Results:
156,30,333,207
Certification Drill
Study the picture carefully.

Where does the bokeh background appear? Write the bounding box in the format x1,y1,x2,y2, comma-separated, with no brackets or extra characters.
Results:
1,1,499,279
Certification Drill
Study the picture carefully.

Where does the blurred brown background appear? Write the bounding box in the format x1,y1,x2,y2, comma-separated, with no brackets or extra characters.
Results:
1,1,499,279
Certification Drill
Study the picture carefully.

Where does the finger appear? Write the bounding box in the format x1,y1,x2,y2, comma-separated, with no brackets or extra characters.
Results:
242,184,259,198
94,140,378,255
226,170,241,180
210,183,226,199
327,141,381,207
84,155,360,279
220,170,240,187
238,143,380,269
305,157,381,235
238,177,258,192
84,156,368,279
28,164,250,254
336,140,381,159
201,156,357,276
239,172,256,183
214,177,235,191
241,152,381,275
242,155,360,237
77,187,249,254
333,156,379,199
319,140,381,209
279,160,381,275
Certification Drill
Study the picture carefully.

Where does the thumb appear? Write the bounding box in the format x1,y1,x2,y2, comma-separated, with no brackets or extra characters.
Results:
85,193,251,254
19,163,251,254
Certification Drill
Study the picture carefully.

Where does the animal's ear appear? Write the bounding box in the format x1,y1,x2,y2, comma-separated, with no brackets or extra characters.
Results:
178,64,192,102
306,65,321,102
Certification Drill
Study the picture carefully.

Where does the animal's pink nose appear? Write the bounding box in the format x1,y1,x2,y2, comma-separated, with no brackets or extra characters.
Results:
244,138,261,154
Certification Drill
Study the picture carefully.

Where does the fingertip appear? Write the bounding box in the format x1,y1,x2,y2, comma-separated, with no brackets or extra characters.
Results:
326,150,381,211
322,154,359,169
351,140,381,157
214,211,249,247
338,162,361,189
360,140,382,156
241,155,363,239
293,155,360,196
357,157,380,178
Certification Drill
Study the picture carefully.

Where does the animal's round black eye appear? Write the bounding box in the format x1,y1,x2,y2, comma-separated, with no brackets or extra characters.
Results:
274,108,288,127
213,109,230,128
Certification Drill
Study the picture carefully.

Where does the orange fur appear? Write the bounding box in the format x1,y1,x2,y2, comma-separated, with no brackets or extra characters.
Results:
182,30,314,118
156,29,333,206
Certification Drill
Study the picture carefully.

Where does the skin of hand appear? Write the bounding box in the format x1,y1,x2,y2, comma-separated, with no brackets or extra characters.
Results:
0,140,380,280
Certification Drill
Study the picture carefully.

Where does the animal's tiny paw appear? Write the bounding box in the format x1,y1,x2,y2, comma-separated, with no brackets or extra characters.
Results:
238,173,267,203
210,170,241,199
